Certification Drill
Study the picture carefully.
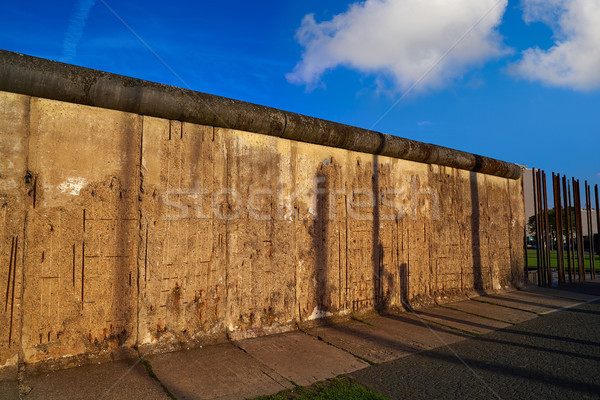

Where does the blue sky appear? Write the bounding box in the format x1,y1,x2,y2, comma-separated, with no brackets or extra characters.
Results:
1,0,599,187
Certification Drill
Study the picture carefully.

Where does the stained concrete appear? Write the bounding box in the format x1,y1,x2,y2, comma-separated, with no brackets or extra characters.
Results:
147,343,292,400
21,359,169,400
444,300,536,324
234,332,369,386
0,89,525,372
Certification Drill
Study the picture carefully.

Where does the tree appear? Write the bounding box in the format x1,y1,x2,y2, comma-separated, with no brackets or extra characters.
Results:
527,208,577,248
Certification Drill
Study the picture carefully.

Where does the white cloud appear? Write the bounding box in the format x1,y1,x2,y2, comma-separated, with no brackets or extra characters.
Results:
511,0,600,91
61,0,96,62
287,0,509,93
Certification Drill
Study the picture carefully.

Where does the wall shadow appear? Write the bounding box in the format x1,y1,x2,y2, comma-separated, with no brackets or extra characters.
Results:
372,155,382,310
313,170,329,313
470,171,484,293
400,263,409,308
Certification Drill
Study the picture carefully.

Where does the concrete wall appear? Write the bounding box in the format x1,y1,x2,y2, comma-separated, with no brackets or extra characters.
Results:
0,91,525,374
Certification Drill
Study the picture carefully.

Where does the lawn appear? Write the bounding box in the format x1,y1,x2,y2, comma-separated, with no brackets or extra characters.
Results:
525,249,600,272
252,376,388,400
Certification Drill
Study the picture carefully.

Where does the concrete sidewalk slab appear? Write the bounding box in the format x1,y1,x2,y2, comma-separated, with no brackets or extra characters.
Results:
417,307,512,335
524,286,600,302
555,280,600,296
473,290,582,314
366,313,472,350
21,359,168,400
147,342,291,400
234,331,369,386
306,320,420,364
445,300,536,324
0,379,18,400
414,306,511,335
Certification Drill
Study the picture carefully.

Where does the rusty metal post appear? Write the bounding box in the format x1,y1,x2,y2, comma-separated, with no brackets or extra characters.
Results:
542,171,552,286
568,179,576,280
595,184,600,279
574,179,585,281
536,170,546,286
586,183,595,280
533,170,542,286
563,176,573,283
523,169,529,278
554,173,565,285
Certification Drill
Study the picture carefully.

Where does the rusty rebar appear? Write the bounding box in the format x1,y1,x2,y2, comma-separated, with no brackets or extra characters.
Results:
563,176,573,283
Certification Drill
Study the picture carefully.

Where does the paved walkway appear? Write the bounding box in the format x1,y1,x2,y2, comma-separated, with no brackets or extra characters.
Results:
352,282,600,399
2,280,599,400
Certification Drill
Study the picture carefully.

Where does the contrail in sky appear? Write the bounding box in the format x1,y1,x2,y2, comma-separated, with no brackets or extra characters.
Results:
60,0,96,62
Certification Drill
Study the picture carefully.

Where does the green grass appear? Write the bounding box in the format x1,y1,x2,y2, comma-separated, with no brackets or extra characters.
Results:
525,249,600,272
252,376,389,400
140,358,177,400
350,314,374,326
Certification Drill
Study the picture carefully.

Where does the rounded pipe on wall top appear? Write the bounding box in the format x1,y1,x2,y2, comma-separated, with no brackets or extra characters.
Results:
0,49,521,179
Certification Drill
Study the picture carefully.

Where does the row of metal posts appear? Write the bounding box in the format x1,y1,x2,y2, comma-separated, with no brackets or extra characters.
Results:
528,169,598,286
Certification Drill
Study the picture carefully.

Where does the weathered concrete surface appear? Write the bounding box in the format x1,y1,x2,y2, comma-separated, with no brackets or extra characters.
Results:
20,97,141,369
0,50,521,179
0,91,27,373
137,118,228,353
0,88,525,372
147,343,292,400
444,300,536,324
21,359,169,400
234,332,369,386
413,306,511,335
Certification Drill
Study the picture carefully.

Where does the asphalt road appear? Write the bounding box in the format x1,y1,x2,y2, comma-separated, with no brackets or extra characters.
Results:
351,282,600,400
